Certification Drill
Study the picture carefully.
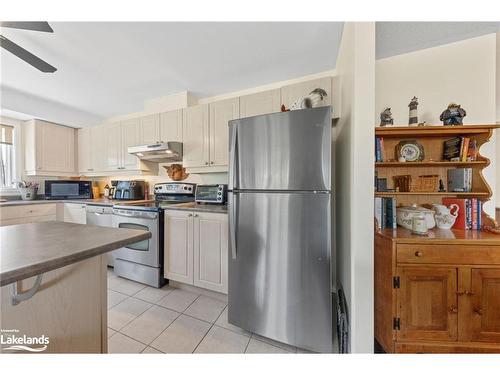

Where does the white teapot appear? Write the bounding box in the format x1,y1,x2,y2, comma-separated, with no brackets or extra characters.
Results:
432,203,460,229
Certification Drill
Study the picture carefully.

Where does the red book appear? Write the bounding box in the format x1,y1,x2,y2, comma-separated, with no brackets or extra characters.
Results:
442,198,468,229
471,198,478,230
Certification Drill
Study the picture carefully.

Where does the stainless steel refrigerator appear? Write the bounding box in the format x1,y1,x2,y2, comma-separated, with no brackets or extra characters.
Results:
228,107,335,353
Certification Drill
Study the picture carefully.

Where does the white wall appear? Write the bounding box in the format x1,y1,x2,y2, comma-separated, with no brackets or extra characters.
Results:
376,34,498,214
496,32,500,208
335,22,375,353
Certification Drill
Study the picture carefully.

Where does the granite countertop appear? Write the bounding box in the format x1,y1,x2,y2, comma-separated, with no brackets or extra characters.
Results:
0,198,152,207
0,221,151,286
166,202,228,213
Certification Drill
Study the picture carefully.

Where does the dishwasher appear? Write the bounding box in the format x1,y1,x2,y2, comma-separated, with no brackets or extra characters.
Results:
86,204,115,267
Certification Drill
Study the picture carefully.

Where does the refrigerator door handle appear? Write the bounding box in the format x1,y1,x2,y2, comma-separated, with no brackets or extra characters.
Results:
228,123,238,190
229,192,238,259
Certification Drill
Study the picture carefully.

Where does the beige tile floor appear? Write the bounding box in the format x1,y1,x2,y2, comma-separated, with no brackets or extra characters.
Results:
106,269,304,354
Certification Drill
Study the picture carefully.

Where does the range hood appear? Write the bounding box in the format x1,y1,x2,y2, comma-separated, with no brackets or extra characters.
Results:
128,142,183,163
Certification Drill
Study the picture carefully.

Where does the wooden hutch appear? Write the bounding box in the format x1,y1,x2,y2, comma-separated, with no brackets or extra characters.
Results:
374,124,500,353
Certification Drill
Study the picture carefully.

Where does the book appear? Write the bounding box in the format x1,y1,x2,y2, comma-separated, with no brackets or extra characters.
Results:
443,137,462,161
379,137,386,162
447,168,472,192
467,140,477,161
442,198,468,229
461,138,470,162
375,138,381,162
374,197,383,229
471,198,478,230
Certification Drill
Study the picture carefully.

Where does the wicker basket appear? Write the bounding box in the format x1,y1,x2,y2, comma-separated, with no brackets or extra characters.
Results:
412,175,440,192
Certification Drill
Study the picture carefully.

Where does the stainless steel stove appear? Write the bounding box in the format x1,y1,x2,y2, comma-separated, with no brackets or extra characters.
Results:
112,183,196,287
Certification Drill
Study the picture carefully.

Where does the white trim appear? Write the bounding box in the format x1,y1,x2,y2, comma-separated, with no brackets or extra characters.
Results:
0,116,23,195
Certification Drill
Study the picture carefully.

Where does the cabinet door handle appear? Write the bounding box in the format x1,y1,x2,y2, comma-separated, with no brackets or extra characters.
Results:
473,307,483,315
210,161,214,165
193,214,198,217
449,306,458,314
205,162,209,165
187,213,193,217
414,251,423,257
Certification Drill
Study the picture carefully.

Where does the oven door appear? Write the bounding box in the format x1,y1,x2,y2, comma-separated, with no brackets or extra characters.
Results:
112,210,159,267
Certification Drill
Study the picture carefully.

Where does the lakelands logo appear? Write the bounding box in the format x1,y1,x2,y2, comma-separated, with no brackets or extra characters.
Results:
0,329,49,352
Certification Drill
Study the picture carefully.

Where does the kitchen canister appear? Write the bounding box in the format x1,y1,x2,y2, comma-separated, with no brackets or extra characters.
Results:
411,215,428,235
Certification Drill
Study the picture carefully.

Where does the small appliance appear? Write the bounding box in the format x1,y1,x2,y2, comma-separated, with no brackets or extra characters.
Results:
111,182,196,287
195,184,227,204
44,180,92,199
112,180,146,200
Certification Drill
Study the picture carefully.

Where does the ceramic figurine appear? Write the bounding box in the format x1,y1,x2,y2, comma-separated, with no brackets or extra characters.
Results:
289,88,328,111
380,108,393,126
432,203,460,229
164,164,189,181
440,103,466,125
408,96,419,125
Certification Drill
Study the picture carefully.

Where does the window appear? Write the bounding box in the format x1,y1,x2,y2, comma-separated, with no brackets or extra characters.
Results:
0,124,15,188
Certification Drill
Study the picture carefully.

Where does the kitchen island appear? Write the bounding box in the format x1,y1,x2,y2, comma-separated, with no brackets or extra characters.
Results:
0,222,151,353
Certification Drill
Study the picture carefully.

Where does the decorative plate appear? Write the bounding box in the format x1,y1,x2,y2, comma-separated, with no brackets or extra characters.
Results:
395,140,424,162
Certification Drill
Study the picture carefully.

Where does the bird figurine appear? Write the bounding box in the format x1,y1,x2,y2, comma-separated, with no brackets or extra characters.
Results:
440,103,466,125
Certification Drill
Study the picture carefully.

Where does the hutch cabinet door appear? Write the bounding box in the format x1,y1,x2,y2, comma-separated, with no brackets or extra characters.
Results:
397,267,458,341
470,269,500,343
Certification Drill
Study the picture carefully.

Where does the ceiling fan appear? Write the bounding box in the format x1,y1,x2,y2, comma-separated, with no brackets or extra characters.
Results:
0,21,57,73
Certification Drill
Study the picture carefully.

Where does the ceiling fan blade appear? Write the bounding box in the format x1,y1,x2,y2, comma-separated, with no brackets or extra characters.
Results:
0,21,53,33
0,35,57,73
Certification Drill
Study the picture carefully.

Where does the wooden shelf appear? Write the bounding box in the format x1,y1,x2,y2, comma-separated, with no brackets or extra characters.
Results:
375,161,488,168
375,191,490,197
375,124,500,138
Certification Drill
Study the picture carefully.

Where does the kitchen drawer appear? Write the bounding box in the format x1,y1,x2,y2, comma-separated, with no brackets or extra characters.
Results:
0,204,57,220
397,244,500,265
0,215,57,227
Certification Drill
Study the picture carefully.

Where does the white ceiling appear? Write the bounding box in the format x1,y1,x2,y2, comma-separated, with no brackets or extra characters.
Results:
376,22,500,59
1,22,499,128
0,22,343,127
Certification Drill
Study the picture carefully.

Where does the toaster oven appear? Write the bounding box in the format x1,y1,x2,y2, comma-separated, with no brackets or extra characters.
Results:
195,184,227,204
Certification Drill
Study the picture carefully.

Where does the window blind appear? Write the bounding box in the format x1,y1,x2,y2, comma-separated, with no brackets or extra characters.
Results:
0,124,14,145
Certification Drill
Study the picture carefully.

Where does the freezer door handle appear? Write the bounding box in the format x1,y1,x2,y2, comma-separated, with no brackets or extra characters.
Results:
229,192,238,259
228,123,238,190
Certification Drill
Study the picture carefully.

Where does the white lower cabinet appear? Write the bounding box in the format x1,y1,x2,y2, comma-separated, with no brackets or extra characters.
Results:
63,203,87,224
164,210,228,294
164,210,194,285
0,204,57,226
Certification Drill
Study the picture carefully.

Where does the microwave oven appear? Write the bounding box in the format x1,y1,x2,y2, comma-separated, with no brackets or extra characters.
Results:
45,180,92,199
195,184,227,204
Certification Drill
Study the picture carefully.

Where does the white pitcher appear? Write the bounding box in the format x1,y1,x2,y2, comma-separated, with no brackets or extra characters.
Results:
432,204,460,229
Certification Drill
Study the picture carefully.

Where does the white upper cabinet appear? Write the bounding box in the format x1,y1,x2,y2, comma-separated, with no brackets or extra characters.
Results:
281,77,332,110
160,109,183,142
100,120,156,174
78,127,92,173
239,89,281,118
103,122,122,171
121,118,141,170
209,98,239,167
182,104,210,168
24,120,76,176
140,114,160,144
